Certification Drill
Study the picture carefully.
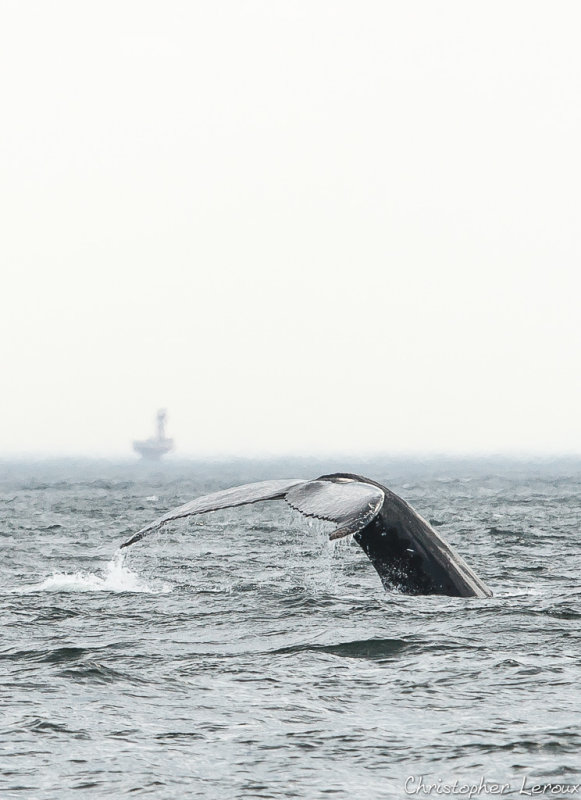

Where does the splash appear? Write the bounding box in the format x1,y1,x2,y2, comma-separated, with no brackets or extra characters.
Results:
19,551,171,594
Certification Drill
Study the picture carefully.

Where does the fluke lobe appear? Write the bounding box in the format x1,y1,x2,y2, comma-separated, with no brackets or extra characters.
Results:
121,473,492,598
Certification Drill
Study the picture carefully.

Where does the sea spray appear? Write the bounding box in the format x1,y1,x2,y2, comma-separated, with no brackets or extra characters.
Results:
18,550,171,594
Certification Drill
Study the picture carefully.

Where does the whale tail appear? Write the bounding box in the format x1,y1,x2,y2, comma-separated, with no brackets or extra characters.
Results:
120,474,492,599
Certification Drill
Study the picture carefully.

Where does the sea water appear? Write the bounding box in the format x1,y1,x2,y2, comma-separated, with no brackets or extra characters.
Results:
1,458,580,798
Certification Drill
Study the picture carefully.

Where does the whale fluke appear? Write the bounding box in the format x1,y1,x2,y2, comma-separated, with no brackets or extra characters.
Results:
285,479,385,540
120,473,492,598
120,479,307,548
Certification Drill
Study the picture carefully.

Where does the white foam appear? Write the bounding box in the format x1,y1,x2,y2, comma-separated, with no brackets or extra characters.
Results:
19,551,171,594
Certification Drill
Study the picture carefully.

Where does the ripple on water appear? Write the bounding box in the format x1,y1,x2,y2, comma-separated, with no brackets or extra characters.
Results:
273,637,414,660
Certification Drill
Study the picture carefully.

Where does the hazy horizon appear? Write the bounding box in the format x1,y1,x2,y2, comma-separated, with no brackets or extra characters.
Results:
2,1,580,459
2,443,581,461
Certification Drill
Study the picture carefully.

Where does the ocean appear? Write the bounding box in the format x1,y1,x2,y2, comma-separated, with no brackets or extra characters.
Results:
1,457,580,799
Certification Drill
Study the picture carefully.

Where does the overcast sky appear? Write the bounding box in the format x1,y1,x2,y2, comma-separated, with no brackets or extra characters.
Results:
1,1,580,457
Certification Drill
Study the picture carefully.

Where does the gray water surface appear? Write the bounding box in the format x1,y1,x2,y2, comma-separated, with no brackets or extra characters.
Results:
1,459,580,798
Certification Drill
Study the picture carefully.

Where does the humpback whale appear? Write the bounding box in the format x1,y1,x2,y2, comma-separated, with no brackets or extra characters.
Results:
121,473,492,598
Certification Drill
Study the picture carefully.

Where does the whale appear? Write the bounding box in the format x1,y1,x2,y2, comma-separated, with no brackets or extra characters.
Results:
120,473,492,598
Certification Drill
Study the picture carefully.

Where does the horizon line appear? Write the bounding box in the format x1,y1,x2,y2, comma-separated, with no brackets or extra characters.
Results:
1,450,581,462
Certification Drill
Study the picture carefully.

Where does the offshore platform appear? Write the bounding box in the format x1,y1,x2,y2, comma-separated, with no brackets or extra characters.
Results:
133,409,174,460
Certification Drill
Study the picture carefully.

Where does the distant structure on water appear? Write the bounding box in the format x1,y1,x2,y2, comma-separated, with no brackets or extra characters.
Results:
133,409,174,460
